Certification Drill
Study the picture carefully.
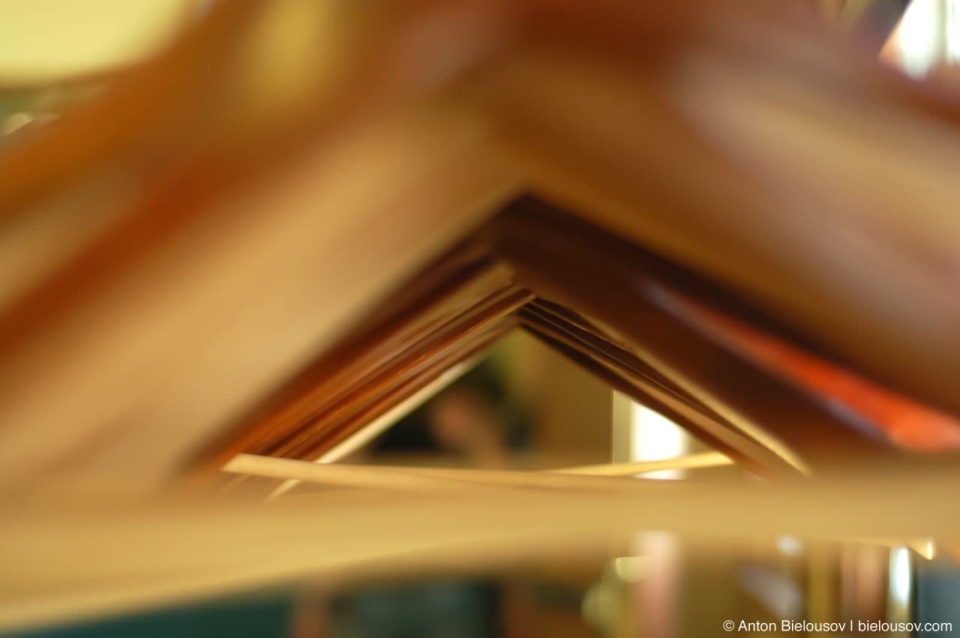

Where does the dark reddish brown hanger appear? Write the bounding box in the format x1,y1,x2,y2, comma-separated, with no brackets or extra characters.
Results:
201,191,960,491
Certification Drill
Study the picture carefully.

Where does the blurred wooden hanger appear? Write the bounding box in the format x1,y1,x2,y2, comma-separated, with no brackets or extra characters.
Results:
5,2,960,633
0,0,956,496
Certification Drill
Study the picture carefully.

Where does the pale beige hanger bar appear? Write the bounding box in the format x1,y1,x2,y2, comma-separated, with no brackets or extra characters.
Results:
554,451,734,476
223,450,736,493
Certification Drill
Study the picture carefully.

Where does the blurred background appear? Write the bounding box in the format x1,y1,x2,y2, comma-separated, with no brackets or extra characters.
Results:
3,1,960,637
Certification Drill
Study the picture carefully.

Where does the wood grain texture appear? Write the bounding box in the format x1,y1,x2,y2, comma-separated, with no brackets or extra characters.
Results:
495,200,900,471
3,463,960,633
0,0,957,559
474,0,960,414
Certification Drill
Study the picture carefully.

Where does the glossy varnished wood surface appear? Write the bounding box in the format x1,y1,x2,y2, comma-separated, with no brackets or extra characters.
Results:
3,0,960,492
207,198,950,485
494,199,899,471
519,301,786,475
196,238,530,474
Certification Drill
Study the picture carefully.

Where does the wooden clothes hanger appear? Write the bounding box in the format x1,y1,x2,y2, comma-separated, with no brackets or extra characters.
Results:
4,0,960,630
203,196,926,496
0,0,521,491
0,0,955,492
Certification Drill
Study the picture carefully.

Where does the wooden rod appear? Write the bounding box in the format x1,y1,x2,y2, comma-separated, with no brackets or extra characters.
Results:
224,451,736,493
225,453,676,493
556,451,734,476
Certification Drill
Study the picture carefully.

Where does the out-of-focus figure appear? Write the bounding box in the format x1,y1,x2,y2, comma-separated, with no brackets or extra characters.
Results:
324,361,525,638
